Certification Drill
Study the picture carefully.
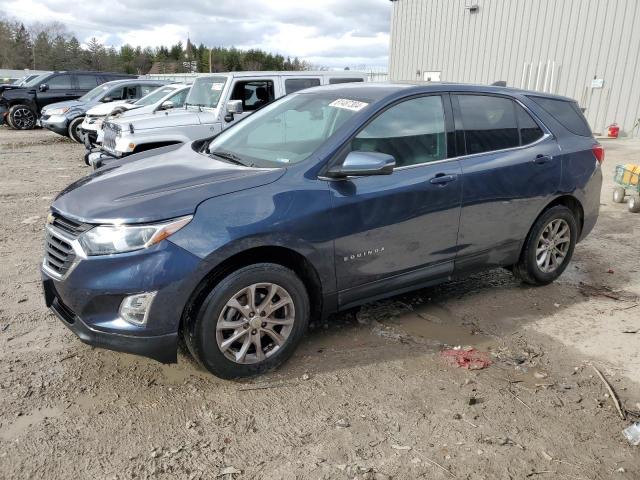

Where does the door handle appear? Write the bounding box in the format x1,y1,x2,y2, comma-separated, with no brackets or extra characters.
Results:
429,173,457,185
534,154,552,165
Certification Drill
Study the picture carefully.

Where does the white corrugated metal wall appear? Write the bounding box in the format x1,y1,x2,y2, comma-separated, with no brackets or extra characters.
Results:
389,0,640,135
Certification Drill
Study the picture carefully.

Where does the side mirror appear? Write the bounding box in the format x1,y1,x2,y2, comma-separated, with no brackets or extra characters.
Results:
39,84,49,92
159,100,174,110
224,99,243,123
327,151,396,178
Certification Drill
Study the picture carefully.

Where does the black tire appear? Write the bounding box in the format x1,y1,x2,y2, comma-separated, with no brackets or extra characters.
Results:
613,187,626,203
629,195,640,213
4,111,15,129
513,205,578,286
8,104,37,130
68,117,85,143
184,263,309,379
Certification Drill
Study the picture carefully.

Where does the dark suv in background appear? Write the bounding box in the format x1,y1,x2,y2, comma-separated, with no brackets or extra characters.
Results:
0,71,135,130
40,79,168,143
42,83,603,379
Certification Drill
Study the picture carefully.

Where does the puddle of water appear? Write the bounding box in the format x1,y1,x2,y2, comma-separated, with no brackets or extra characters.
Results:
386,305,492,348
0,407,62,441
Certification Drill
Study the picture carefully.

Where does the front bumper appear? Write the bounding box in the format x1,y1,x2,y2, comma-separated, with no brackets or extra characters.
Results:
40,115,69,136
42,237,203,364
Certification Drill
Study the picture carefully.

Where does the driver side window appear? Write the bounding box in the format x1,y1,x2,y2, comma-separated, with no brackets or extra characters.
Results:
351,96,446,168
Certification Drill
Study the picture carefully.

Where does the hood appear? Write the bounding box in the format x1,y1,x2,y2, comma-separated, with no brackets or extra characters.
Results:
52,143,285,224
86,100,132,116
43,99,83,112
115,108,203,130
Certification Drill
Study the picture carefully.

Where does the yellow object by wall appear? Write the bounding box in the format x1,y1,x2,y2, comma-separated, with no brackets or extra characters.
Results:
622,164,640,185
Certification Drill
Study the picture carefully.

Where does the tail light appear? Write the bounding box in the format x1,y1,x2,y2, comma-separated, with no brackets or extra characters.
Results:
592,143,604,164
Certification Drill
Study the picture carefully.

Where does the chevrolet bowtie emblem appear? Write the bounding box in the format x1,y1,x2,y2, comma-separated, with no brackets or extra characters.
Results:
46,212,55,225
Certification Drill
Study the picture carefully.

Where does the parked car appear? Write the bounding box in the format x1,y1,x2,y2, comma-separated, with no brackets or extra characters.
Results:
40,79,168,143
91,71,366,167
0,73,48,95
0,71,136,130
41,83,602,378
81,83,190,153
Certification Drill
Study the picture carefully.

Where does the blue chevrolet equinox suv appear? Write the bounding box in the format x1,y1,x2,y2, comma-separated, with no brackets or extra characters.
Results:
41,83,603,378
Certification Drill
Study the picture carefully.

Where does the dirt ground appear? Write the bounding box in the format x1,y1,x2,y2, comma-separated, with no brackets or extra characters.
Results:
0,127,639,480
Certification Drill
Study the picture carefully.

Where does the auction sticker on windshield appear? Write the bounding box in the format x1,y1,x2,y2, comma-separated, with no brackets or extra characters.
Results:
329,99,369,111
211,83,224,91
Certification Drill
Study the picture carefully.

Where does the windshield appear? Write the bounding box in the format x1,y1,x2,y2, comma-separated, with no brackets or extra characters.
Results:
185,76,226,108
207,92,368,167
79,84,110,102
135,86,177,106
12,76,27,85
24,73,50,87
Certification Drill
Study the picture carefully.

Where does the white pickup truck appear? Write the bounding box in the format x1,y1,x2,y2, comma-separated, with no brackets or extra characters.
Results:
91,71,366,168
81,83,190,153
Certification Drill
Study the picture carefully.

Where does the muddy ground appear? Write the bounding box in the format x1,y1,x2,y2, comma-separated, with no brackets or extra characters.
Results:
0,127,639,480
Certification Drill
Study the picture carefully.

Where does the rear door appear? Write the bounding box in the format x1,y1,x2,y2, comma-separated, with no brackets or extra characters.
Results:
75,74,100,95
452,93,561,272
330,94,462,307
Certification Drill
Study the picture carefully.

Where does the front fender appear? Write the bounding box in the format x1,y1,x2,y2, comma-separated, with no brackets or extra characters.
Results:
169,173,337,293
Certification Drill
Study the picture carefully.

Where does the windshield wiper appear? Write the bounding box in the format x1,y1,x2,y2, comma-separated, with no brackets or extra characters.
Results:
185,102,205,111
211,150,253,167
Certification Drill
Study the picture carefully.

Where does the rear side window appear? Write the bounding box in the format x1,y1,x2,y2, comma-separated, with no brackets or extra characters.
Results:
329,77,364,84
77,75,99,89
515,103,544,145
528,96,592,137
47,75,72,89
457,95,519,154
352,96,446,168
285,78,321,94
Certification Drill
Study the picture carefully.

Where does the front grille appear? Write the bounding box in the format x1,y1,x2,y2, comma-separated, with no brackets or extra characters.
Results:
50,213,91,236
44,230,76,277
43,214,91,278
102,122,120,153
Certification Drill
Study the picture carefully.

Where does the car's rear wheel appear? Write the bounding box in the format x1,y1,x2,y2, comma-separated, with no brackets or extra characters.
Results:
68,117,85,143
8,105,36,130
185,263,309,379
613,187,626,203
513,205,577,285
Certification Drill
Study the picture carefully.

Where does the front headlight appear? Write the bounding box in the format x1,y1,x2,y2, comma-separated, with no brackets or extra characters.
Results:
47,107,70,116
79,215,192,255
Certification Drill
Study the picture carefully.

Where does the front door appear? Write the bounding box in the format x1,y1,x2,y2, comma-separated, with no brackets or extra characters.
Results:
37,74,75,108
225,78,277,126
452,93,562,271
329,95,462,307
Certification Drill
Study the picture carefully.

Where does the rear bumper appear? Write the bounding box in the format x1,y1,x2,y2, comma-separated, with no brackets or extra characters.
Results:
45,283,178,363
0,105,7,125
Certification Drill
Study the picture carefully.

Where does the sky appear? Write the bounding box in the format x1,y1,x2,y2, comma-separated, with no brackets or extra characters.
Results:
0,0,392,69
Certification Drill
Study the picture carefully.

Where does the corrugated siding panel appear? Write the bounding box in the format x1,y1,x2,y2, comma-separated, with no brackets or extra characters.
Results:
388,0,640,135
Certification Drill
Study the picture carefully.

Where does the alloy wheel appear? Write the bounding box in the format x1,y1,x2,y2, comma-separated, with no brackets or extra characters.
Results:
215,283,295,364
12,107,35,129
535,218,571,273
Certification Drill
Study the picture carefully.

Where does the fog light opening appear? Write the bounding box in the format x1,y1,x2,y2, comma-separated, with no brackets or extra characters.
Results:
119,292,157,326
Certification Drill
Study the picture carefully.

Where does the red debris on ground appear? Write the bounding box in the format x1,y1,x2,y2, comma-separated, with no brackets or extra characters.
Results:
441,348,492,370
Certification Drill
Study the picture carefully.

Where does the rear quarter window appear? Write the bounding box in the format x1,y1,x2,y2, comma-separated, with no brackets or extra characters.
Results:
528,96,592,137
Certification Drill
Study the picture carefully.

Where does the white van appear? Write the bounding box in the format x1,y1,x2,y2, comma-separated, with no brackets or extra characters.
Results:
93,71,366,167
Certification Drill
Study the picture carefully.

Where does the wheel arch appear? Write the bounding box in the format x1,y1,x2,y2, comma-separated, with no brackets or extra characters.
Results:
518,194,584,260
179,245,324,339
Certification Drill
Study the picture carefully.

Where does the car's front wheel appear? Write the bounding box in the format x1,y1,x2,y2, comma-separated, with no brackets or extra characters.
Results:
68,117,85,143
185,263,309,379
8,105,37,130
513,205,578,285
